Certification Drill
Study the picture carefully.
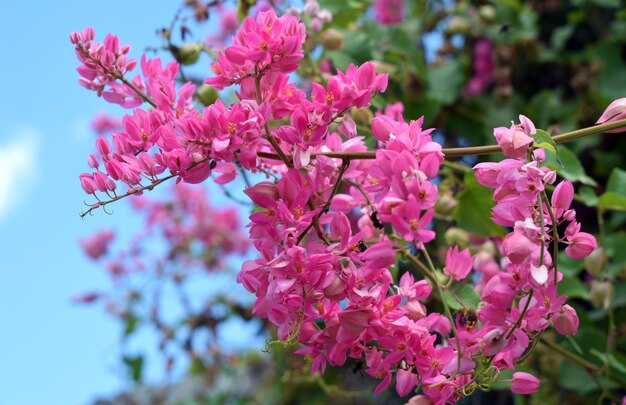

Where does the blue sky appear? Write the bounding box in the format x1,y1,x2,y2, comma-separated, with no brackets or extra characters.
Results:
0,1,257,404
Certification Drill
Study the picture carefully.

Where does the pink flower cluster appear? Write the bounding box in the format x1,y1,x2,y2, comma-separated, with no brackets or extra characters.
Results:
73,8,599,403
206,10,306,89
373,0,405,25
77,183,249,299
470,116,596,376
463,38,494,97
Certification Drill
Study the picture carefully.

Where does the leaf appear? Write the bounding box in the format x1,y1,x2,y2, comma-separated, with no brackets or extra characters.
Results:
443,284,481,311
123,313,140,338
123,355,144,383
426,62,464,105
597,192,626,211
606,168,626,194
318,0,370,27
578,186,598,206
590,349,626,374
188,357,208,375
454,173,507,237
558,276,589,300
558,253,585,277
557,361,598,394
533,129,558,157
544,145,597,186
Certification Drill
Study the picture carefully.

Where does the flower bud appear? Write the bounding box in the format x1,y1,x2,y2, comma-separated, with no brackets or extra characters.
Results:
197,84,219,106
552,304,579,335
88,154,99,169
177,43,202,65
478,5,496,22
79,173,97,194
447,16,470,34
351,107,373,126
590,280,614,310
318,28,344,51
482,328,508,356
502,230,537,264
405,395,433,405
584,247,605,276
372,115,396,142
551,180,574,211
563,209,576,221
435,192,458,216
444,227,469,249
565,232,597,259
511,372,540,395
596,98,626,133
543,169,557,184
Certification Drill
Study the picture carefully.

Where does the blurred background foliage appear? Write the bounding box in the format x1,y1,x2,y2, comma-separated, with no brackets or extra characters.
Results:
86,0,626,404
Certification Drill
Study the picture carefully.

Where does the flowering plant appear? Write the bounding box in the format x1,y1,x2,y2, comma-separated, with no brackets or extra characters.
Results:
74,1,626,404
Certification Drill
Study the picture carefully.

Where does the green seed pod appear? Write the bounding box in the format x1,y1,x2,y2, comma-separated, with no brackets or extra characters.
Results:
197,84,219,106
445,227,470,249
478,5,496,23
351,107,373,126
590,280,614,310
584,247,605,276
318,28,344,51
177,43,202,65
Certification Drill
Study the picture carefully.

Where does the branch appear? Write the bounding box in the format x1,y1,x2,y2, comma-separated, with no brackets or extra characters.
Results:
296,159,349,245
81,158,211,217
256,118,626,161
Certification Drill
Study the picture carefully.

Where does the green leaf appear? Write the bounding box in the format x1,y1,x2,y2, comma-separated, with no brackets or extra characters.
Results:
590,349,626,374
558,276,590,300
123,313,140,338
533,129,558,157
443,284,481,311
454,173,507,237
122,355,144,383
597,192,626,211
558,253,585,277
557,361,597,394
188,357,208,375
606,168,626,194
318,0,370,27
578,186,598,206
544,145,597,186
426,62,464,105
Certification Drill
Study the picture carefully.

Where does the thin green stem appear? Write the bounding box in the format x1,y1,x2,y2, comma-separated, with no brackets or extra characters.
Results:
81,157,211,217
541,191,560,285
505,290,534,340
539,339,626,387
406,249,463,372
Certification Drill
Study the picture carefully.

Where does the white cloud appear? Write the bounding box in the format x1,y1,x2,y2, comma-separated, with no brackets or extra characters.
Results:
0,128,40,221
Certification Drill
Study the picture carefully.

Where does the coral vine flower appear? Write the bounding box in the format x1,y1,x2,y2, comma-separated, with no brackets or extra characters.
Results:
596,98,626,133
444,246,473,281
510,372,540,395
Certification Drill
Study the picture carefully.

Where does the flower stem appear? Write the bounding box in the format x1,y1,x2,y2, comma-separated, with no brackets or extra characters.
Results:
256,118,626,161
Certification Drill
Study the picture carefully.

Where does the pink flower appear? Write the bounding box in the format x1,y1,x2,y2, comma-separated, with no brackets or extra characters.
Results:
396,368,418,397
596,98,626,133
405,395,433,405
502,230,538,264
80,230,115,260
494,115,536,159
444,246,473,281
373,0,404,25
511,372,540,395
551,180,574,211
552,304,579,335
565,232,597,259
